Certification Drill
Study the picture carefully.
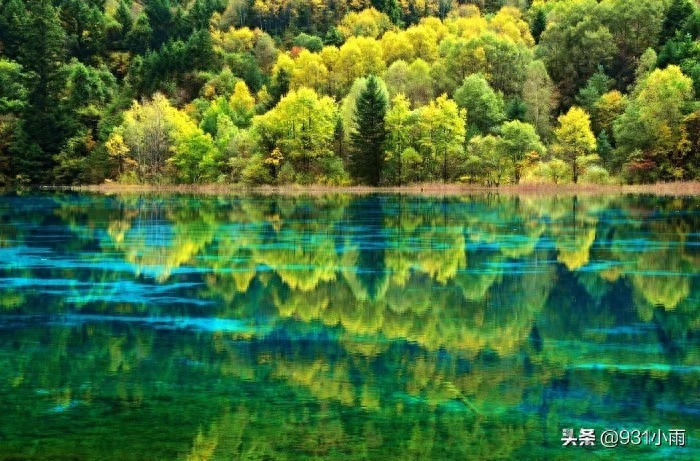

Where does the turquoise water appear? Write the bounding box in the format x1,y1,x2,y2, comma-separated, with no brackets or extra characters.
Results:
0,192,698,460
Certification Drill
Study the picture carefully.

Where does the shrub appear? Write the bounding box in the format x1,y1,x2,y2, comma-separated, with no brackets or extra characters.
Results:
580,165,613,185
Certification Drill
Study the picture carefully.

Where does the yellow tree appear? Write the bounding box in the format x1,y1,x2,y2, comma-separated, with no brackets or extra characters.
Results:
228,81,256,127
384,94,415,185
380,30,415,65
105,93,219,183
337,8,392,39
290,49,329,94
417,95,466,182
487,6,535,46
251,87,338,182
445,14,488,40
592,90,626,136
404,22,441,62
615,66,694,179
552,106,597,183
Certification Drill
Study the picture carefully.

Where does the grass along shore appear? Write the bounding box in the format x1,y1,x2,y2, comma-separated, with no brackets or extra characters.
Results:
52,181,700,196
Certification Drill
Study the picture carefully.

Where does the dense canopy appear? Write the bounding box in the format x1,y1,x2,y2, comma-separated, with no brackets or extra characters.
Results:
1,0,700,186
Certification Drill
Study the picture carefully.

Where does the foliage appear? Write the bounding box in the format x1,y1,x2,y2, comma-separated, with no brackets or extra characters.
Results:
0,1,698,185
454,74,505,136
613,65,695,182
107,93,217,183
350,75,388,186
497,120,546,184
552,106,597,183
383,94,414,185
417,94,466,182
522,60,556,140
252,87,340,183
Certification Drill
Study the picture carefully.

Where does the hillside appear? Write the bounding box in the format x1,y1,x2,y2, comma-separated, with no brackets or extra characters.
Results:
0,0,699,186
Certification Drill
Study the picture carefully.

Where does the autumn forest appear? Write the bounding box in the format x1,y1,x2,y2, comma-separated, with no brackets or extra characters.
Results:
1,0,700,187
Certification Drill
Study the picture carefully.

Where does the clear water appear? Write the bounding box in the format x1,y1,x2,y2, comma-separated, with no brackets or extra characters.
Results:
0,192,698,460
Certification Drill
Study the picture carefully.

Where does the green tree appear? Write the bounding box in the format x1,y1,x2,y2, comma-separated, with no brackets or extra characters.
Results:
0,59,29,182
106,93,217,183
145,0,174,49
657,30,700,96
660,0,696,45
169,116,220,183
52,61,118,184
537,0,616,106
384,94,415,185
293,33,324,53
596,130,614,170
677,109,700,179
383,58,435,107
114,1,134,43
417,94,466,183
60,0,108,63
126,14,153,54
522,60,557,140
598,0,666,85
614,65,695,180
11,0,68,182
530,8,547,44
350,75,388,186
405,59,434,107
497,120,546,184
466,134,504,185
0,60,27,114
575,66,614,115
454,74,505,136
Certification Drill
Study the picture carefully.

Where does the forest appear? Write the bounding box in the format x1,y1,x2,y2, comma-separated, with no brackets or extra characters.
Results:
1,0,700,186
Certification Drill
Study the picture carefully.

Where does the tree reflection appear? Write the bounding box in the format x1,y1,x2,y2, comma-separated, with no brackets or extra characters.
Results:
0,192,698,458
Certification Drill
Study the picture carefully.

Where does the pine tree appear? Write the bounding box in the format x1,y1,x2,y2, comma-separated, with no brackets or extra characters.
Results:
531,8,547,44
145,0,173,49
333,116,346,163
12,0,67,182
660,0,694,45
596,129,613,170
350,75,388,186
114,1,134,46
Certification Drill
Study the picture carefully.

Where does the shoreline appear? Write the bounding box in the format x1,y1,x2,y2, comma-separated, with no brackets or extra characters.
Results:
42,181,700,196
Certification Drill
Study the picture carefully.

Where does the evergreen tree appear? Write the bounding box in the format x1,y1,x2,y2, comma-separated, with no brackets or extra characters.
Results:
12,0,67,182
531,8,547,44
0,0,29,60
506,97,527,121
660,0,695,45
112,1,133,49
382,0,403,27
269,68,291,108
333,116,346,163
575,66,614,114
145,0,173,49
350,75,388,186
126,14,153,54
596,129,613,170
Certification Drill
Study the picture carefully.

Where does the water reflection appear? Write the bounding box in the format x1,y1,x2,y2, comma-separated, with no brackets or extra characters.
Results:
0,192,698,459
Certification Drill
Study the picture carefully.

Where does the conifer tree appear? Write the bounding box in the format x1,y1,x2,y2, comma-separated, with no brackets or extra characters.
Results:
660,0,695,45
12,0,67,181
350,75,388,186
531,8,547,44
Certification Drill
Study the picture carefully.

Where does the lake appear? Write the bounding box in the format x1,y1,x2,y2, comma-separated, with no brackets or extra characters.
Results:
0,192,698,460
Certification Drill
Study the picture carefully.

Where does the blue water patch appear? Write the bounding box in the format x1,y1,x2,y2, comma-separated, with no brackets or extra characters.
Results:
18,313,269,333
482,260,556,273
585,324,655,335
575,260,631,272
570,363,700,374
